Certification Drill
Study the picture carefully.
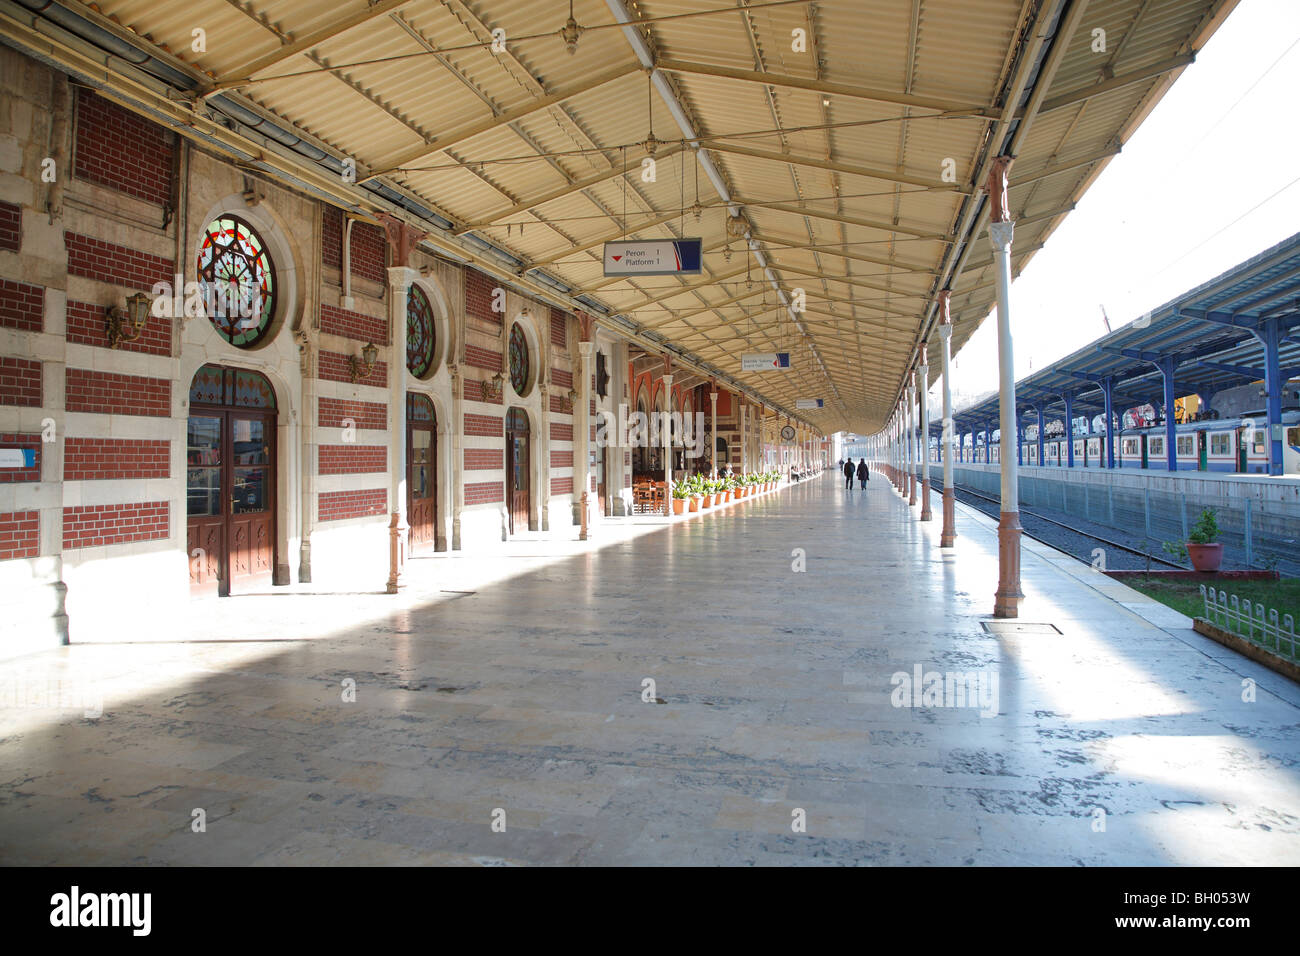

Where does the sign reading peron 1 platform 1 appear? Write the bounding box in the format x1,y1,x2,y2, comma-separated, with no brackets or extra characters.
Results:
603,239,702,276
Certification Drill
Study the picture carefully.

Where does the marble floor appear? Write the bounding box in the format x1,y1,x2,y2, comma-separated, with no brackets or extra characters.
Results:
2,474,1298,866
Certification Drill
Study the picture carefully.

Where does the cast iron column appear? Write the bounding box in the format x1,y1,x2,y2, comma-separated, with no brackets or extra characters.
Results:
918,350,932,520
938,292,956,546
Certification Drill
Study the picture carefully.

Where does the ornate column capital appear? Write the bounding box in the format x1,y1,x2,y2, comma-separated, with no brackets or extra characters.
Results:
576,309,596,343
375,211,428,267
983,155,1014,224
937,323,952,342
988,220,1015,253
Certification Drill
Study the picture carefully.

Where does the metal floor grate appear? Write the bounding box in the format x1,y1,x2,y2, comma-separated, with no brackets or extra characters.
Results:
981,621,1062,635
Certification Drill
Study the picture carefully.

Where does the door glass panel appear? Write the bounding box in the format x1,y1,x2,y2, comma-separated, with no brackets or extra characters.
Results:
513,436,528,489
187,416,222,516
411,430,432,498
232,417,270,514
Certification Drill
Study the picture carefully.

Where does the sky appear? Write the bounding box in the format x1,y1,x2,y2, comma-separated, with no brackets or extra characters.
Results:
939,0,1300,415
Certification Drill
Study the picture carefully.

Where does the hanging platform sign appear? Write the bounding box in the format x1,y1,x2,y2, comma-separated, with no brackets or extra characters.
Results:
0,448,36,468
603,239,702,276
796,399,824,409
741,352,790,371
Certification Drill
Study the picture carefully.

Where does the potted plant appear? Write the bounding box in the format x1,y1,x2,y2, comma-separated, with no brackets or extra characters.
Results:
671,482,690,515
1163,508,1223,572
687,475,703,512
701,478,715,508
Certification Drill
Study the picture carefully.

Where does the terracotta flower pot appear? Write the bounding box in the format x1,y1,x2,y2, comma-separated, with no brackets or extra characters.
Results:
702,494,713,507
672,498,686,515
688,495,701,512
1186,542,1223,572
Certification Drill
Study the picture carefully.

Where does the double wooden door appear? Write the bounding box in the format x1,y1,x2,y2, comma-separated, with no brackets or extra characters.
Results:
506,408,530,535
187,408,275,596
407,395,436,554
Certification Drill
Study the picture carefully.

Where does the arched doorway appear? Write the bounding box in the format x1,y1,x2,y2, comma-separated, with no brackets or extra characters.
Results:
187,364,277,596
407,393,436,555
505,406,531,535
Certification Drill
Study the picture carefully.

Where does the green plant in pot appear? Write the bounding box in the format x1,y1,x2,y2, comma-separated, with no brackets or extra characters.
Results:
1163,508,1222,572
671,481,690,515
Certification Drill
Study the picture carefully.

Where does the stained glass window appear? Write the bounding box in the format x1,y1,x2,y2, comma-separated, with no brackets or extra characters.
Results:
197,215,277,348
508,322,530,395
189,364,277,410
407,285,435,378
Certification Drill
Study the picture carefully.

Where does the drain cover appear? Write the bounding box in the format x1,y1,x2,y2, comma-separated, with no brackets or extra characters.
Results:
981,621,1062,635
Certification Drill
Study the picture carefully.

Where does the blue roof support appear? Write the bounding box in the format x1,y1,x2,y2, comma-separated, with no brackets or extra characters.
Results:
1257,317,1285,475
1062,390,1076,467
1036,403,1047,468
1097,376,1116,468
1155,356,1179,470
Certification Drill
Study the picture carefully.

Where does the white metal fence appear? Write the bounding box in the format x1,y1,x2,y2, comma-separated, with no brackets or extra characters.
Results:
1201,585,1297,661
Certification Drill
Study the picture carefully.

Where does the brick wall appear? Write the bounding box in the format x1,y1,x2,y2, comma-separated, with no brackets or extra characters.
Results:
0,279,43,332
350,221,386,283
64,438,168,480
550,422,573,442
65,369,170,417
72,89,175,207
0,200,20,252
322,205,342,270
465,269,498,324
549,449,570,470
465,344,501,372
0,357,42,407
318,349,388,388
0,510,38,560
320,303,387,345
318,397,386,431
318,444,387,475
552,368,573,391
65,232,174,290
463,448,503,471
550,308,566,348
548,394,568,415
318,488,387,521
550,476,572,496
63,501,169,549
66,298,171,355
0,434,40,483
464,413,503,437
464,481,503,505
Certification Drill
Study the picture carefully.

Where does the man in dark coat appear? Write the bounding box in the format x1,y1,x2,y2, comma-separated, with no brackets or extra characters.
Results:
856,459,870,489
843,458,855,490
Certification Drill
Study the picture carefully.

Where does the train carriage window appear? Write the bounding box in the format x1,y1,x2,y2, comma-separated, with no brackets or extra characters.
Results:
1253,430,1267,452
1177,435,1194,456
1210,432,1232,456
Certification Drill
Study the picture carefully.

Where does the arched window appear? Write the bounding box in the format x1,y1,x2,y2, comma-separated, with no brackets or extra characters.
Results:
197,215,277,348
508,322,530,395
407,284,436,378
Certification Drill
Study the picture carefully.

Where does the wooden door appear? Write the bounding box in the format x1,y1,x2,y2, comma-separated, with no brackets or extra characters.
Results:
506,409,530,535
407,395,436,554
186,365,277,597
1197,430,1208,471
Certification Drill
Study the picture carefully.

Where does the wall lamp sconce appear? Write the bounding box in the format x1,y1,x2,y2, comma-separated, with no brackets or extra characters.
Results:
104,292,151,349
348,342,378,383
483,370,504,401
567,388,579,413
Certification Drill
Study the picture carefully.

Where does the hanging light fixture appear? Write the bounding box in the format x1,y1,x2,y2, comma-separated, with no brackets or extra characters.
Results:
641,72,658,156
561,0,582,55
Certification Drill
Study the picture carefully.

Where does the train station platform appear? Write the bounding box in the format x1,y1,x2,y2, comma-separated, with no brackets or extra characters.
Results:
3,474,1299,866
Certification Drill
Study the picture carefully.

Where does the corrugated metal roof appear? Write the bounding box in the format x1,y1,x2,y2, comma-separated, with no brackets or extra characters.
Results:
74,0,1241,433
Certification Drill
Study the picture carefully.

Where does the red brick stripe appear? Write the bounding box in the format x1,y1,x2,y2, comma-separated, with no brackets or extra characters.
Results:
64,438,169,480
464,413,502,437
318,349,388,387
464,448,503,470
319,488,387,521
0,510,38,560
63,501,169,549
66,368,170,417
322,206,342,270
549,450,571,469
319,444,387,475
320,303,388,345
552,368,573,390
65,232,175,289
0,279,42,332
464,481,503,505
350,222,387,283
0,357,42,407
465,344,502,372
550,477,573,496
318,397,387,430
550,422,573,442
466,269,500,324
550,308,567,347
0,201,20,252
72,88,175,206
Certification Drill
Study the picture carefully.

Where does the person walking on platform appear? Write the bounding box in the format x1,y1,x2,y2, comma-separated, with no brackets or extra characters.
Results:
856,459,869,489
843,457,855,490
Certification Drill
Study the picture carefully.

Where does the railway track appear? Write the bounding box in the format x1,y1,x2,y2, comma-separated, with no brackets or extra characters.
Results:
946,483,1186,572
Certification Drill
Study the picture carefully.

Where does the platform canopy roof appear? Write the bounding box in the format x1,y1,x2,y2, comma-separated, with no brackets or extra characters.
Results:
950,231,1300,435
5,0,1239,433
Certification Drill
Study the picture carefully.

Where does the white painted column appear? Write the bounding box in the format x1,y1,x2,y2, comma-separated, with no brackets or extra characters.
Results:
918,353,932,520
577,339,594,539
709,388,719,477
938,295,956,547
